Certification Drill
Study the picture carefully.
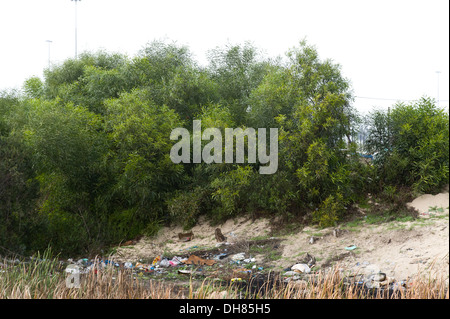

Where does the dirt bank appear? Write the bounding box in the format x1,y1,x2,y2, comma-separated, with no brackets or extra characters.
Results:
112,189,449,282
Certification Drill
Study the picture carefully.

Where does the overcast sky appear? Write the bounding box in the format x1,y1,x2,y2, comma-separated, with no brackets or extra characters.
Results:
0,0,448,114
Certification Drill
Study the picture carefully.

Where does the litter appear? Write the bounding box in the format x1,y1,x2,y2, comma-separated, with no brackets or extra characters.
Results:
178,231,194,241
291,263,311,274
152,256,161,266
231,277,244,282
159,258,170,268
243,258,256,263
169,256,183,266
231,253,245,262
370,272,387,282
135,262,144,269
214,253,228,260
184,255,216,266
232,268,252,279
345,245,357,251
124,262,133,269
178,269,193,275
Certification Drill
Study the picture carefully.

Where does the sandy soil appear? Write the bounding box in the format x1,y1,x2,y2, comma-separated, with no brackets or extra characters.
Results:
112,189,449,282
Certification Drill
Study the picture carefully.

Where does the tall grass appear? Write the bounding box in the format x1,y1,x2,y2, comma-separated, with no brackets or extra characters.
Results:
1,254,448,299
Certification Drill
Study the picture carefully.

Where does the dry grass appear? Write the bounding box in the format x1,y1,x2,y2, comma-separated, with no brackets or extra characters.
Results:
1,254,448,299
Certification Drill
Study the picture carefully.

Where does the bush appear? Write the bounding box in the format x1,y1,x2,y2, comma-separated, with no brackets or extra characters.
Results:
312,193,346,228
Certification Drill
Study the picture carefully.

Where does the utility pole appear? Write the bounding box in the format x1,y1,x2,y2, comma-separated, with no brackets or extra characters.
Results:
71,0,81,59
46,40,52,68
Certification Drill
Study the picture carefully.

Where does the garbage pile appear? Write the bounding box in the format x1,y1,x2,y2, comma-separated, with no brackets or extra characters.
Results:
63,249,266,284
281,253,408,293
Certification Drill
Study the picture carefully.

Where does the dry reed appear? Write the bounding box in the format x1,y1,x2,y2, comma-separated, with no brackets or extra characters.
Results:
1,255,448,299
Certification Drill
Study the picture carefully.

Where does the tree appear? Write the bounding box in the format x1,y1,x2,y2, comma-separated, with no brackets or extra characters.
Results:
0,91,40,254
207,42,270,125
365,97,449,193
42,51,128,113
104,89,186,231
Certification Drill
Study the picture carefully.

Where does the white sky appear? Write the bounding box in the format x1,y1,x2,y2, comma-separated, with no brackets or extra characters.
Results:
0,0,448,114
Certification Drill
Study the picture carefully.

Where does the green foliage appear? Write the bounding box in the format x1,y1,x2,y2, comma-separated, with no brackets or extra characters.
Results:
207,42,270,125
44,51,127,98
0,91,41,254
104,89,185,205
365,97,449,193
22,99,106,190
211,165,253,222
313,193,346,228
23,77,44,99
167,186,210,229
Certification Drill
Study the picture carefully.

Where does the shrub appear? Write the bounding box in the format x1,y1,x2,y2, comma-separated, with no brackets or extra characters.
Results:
312,193,346,227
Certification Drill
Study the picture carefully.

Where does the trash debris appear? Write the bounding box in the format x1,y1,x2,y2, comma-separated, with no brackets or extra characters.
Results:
103,259,120,267
291,263,311,274
214,253,228,260
370,272,387,282
231,253,246,262
178,269,193,275
169,256,183,266
178,231,194,241
65,264,80,274
124,262,133,269
184,255,216,266
345,245,357,251
152,256,161,266
159,258,170,268
231,277,244,282
233,268,252,279
243,258,256,263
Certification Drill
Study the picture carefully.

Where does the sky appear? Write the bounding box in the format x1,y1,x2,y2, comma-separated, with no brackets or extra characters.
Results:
0,0,448,114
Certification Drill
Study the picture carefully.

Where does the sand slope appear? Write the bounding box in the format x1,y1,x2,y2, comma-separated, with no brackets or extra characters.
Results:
112,189,449,281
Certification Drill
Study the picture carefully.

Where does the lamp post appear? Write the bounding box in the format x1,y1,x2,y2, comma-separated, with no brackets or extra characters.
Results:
436,71,441,108
45,40,52,68
71,0,81,59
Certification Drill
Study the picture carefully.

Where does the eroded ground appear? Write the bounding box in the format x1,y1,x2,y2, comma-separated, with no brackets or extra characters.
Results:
111,190,449,284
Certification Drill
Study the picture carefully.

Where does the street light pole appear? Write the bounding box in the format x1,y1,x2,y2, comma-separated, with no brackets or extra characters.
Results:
436,71,441,108
46,40,52,68
71,0,81,59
